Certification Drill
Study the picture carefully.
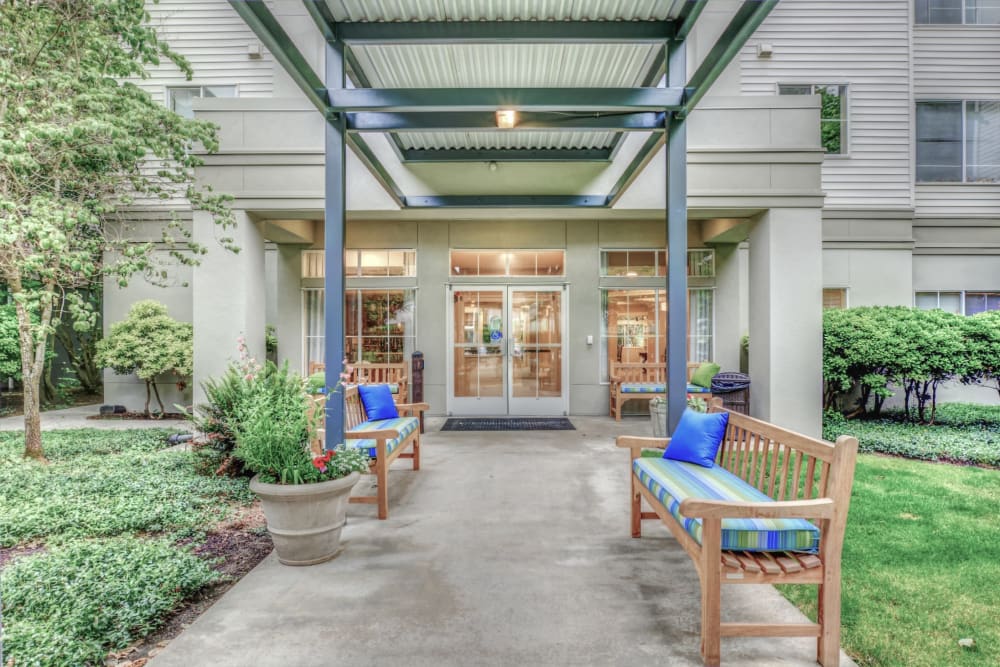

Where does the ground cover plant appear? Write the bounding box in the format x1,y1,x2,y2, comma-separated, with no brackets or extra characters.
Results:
780,454,1000,667
0,429,258,665
823,403,1000,467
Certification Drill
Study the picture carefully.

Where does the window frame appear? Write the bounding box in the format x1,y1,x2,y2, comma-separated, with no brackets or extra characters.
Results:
598,248,717,278
914,290,1000,315
822,287,849,310
448,249,566,278
916,99,1000,184
915,0,1000,25
301,249,418,279
777,83,850,156
165,84,238,118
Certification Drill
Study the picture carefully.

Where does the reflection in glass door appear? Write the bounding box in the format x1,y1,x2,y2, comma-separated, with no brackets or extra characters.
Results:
447,285,567,416
508,288,565,415
449,288,507,415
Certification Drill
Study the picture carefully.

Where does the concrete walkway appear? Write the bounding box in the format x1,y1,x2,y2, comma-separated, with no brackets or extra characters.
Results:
0,404,189,431
151,417,854,667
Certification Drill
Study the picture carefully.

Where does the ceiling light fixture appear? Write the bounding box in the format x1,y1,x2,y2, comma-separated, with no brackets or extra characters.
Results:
495,109,517,129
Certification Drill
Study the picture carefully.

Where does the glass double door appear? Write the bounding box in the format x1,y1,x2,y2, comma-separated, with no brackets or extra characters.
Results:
448,286,566,416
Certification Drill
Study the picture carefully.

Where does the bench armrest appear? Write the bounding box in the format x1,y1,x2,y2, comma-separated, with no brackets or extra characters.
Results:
396,402,429,416
345,428,399,440
678,497,834,520
616,435,670,449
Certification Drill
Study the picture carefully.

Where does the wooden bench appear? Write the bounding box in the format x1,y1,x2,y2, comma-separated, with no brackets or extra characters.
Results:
310,385,428,520
609,361,714,420
310,361,409,404
617,399,858,666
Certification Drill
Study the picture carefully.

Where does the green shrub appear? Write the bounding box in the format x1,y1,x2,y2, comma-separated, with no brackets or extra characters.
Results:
822,408,1000,467
0,303,22,380
96,300,193,416
1,537,222,667
0,430,252,546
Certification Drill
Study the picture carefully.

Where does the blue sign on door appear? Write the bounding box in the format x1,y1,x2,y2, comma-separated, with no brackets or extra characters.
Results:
490,330,503,342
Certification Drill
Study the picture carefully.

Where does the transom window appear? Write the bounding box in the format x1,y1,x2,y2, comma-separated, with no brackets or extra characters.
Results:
915,291,1000,315
166,85,236,119
777,84,848,154
915,0,1000,24
599,249,716,278
916,101,1000,183
449,250,564,277
301,249,417,279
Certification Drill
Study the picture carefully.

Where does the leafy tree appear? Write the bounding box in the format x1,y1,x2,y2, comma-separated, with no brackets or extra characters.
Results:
961,310,1000,400
0,304,22,381
96,300,192,416
0,1,233,459
892,308,967,424
822,307,897,415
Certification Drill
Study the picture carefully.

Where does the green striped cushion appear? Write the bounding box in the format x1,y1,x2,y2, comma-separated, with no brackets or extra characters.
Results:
633,458,820,553
345,416,418,458
621,383,712,394
621,383,665,393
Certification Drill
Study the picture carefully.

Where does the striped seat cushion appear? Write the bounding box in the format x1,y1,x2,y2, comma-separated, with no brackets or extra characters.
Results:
621,383,665,393
620,383,712,394
361,382,399,394
345,416,419,458
633,458,820,553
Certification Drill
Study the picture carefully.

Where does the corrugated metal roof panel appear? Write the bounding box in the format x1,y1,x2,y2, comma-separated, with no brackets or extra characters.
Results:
325,0,683,22
398,130,617,150
352,43,660,88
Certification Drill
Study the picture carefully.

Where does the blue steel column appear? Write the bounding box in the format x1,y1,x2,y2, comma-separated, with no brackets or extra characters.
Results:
324,33,346,448
666,36,688,434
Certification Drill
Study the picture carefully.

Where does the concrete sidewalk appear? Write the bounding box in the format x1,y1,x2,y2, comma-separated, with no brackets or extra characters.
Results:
150,417,854,667
0,404,189,431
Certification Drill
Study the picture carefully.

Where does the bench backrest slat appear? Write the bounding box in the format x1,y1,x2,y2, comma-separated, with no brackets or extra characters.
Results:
343,385,367,430
353,362,407,385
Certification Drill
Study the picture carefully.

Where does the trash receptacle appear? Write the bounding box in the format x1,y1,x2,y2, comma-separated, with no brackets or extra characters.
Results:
710,372,751,414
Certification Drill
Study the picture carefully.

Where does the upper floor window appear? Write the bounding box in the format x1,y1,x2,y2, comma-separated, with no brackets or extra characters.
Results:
778,84,848,154
301,249,417,279
599,249,716,278
915,0,1000,24
916,291,1000,314
916,101,1000,183
450,250,564,277
166,85,237,119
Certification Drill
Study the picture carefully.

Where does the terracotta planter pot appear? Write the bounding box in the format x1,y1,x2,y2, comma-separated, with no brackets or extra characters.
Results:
250,471,360,566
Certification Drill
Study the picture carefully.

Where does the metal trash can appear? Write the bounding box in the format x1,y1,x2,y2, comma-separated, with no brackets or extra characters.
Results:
710,372,751,414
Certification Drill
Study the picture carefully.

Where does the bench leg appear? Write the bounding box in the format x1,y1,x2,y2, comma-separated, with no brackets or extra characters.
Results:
817,574,842,666
700,519,722,667
412,431,421,471
630,474,642,538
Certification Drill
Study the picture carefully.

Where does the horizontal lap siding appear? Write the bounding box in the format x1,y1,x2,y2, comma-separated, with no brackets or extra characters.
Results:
914,27,1000,217
138,0,273,104
740,1,913,211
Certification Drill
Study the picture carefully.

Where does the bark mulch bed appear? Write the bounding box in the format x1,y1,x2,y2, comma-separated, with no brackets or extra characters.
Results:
86,411,188,421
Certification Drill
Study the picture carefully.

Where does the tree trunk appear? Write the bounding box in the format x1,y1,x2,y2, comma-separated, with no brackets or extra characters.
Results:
12,278,56,462
151,380,165,416
144,380,152,417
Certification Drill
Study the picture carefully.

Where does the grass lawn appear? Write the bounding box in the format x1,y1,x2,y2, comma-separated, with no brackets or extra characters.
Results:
780,454,1000,667
0,429,258,666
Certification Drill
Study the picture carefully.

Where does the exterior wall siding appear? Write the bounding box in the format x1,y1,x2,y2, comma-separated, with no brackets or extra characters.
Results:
740,0,913,211
138,0,274,104
913,26,1000,98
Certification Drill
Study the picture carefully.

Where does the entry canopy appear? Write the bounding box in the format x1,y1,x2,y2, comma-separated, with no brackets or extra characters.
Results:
229,0,778,208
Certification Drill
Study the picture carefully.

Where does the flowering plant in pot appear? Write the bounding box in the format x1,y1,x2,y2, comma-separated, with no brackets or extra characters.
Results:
231,344,368,566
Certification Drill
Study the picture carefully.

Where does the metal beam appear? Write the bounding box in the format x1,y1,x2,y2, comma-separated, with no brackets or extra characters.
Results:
336,20,674,44
348,135,406,206
229,1,328,114
330,88,685,112
347,111,667,133
401,147,613,162
675,0,710,41
404,195,608,208
666,33,688,435
301,0,336,43
605,132,665,207
682,0,778,116
323,27,346,448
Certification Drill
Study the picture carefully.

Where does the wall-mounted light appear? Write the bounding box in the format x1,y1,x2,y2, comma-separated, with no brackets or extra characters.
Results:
496,109,517,129
756,43,773,58
488,161,499,172
248,41,263,59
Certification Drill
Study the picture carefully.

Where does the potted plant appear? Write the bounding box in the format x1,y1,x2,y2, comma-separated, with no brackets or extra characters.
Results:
649,394,709,437
231,342,368,566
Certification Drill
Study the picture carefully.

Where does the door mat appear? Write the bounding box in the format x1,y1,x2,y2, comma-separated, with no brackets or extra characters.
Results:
440,417,575,432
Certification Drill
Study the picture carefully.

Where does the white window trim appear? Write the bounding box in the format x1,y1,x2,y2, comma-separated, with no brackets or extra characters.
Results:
915,99,1000,184
598,248,717,278
448,249,566,278
915,0,1000,25
823,287,850,309
776,83,850,157
915,290,1000,315
165,84,239,115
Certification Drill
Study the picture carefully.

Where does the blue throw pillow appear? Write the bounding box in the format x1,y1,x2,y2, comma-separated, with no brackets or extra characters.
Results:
663,409,729,468
358,384,399,421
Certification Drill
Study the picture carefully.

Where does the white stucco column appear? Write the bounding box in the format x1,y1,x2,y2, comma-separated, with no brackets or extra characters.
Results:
748,208,823,436
274,244,304,372
192,209,266,405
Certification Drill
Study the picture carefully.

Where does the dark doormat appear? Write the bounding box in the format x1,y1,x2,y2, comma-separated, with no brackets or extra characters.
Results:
440,417,575,432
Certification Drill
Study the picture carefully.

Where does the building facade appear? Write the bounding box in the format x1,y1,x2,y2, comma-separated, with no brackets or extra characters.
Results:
103,0,1000,434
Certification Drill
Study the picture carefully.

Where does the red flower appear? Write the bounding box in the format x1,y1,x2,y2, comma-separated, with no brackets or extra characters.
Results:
312,457,327,473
